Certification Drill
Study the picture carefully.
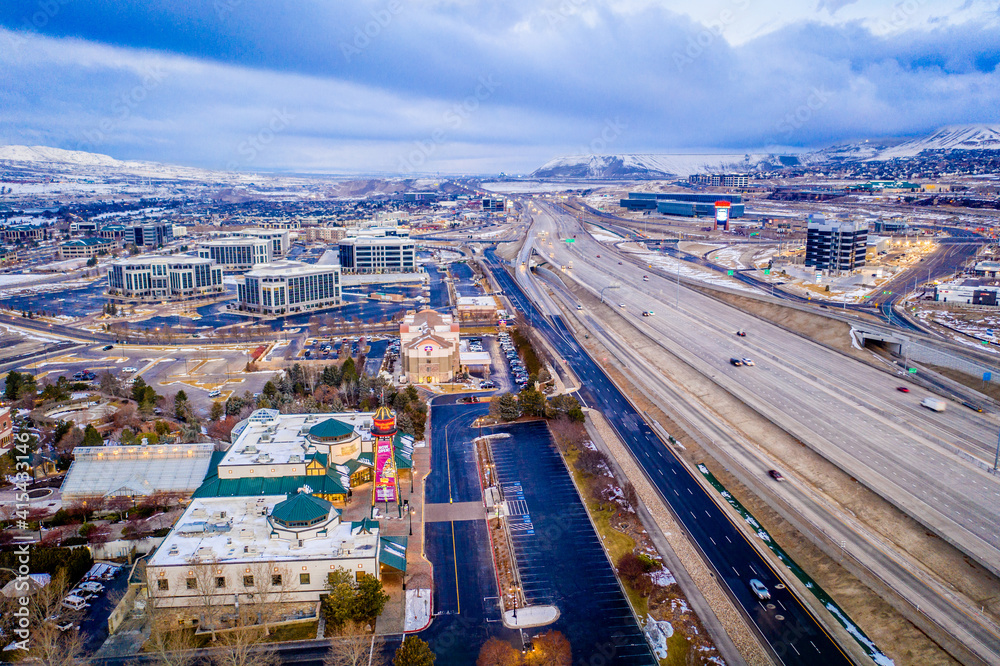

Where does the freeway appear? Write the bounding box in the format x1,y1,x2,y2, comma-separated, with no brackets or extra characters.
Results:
484,249,853,665
527,203,1000,571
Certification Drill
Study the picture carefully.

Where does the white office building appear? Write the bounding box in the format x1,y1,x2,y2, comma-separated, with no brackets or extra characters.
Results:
235,228,290,257
235,260,342,316
198,238,272,271
107,256,225,302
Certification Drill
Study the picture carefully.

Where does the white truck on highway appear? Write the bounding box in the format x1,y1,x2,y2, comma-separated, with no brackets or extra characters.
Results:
921,397,947,412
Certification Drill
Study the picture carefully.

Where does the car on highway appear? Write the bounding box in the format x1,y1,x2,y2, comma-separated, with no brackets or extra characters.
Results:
619,302,626,308
596,254,601,258
642,275,649,281
102,344,114,351
749,578,770,600
642,311,654,317
618,261,622,265
122,367,138,374
768,470,785,482
735,330,746,337
729,358,743,366
741,358,755,366
896,386,910,393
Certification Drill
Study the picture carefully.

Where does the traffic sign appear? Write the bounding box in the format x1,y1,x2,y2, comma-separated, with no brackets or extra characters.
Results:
984,371,992,382
565,238,575,243
908,368,917,373
727,270,734,276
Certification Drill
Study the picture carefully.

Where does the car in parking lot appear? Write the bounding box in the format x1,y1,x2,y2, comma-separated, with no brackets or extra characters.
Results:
749,579,770,600
102,344,114,351
208,389,221,398
122,367,138,374
480,381,496,389
768,469,785,482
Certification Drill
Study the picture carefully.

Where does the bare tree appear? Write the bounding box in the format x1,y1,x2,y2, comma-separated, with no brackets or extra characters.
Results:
244,562,293,636
25,572,88,666
190,558,224,642
323,622,386,666
209,604,279,666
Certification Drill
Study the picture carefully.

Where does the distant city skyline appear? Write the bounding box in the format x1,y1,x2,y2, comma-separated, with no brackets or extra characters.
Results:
1,0,998,174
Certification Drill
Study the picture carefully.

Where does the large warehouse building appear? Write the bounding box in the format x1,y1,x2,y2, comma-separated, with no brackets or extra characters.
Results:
619,192,745,218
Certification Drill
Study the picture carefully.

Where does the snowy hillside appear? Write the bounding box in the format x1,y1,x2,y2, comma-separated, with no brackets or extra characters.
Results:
531,153,794,179
0,145,128,167
873,125,1000,159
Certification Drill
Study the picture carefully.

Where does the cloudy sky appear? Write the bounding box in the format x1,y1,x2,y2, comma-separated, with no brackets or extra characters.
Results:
1,0,998,174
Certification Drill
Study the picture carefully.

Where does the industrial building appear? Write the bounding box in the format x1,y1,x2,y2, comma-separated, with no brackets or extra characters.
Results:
804,214,867,273
934,281,1000,306
687,173,749,187
619,192,745,218
58,237,116,259
235,260,342,316
107,256,225,302
198,237,272,271
400,309,461,384
338,236,416,274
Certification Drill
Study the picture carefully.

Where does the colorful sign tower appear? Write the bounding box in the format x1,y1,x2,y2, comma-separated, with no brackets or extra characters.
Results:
714,201,731,231
372,406,398,504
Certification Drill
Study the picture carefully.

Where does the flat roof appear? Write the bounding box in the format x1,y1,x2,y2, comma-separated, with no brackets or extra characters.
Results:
244,259,341,277
147,495,379,567
223,412,378,468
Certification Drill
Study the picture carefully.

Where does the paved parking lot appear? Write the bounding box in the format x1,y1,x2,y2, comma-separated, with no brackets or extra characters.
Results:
488,420,656,664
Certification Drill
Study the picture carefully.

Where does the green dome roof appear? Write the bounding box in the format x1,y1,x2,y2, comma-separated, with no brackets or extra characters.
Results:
270,492,332,528
309,417,355,441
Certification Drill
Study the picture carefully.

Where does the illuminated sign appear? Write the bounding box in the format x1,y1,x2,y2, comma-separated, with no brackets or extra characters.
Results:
374,438,397,503
423,345,434,353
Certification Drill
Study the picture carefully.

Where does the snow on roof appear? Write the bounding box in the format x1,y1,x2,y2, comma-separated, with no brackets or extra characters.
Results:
149,495,377,567
223,411,379,470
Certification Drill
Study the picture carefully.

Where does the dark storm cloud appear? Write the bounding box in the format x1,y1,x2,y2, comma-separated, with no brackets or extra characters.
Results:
0,1,997,172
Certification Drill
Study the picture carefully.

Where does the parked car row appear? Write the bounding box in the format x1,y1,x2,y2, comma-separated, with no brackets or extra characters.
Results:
498,332,529,390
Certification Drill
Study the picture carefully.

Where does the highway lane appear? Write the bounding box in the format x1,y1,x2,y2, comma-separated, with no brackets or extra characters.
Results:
533,266,1000,664
529,203,1000,577
487,249,853,666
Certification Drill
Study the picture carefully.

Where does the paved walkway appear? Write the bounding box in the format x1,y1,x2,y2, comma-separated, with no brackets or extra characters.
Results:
424,501,485,522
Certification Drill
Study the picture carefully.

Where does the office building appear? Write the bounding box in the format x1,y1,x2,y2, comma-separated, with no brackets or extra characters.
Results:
338,237,416,274
58,237,116,259
2,225,46,242
804,215,867,273
107,256,225,302
235,228,290,257
235,260,342,316
198,238,272,271
482,197,505,212
125,223,173,248
403,192,437,203
400,309,460,384
688,173,750,187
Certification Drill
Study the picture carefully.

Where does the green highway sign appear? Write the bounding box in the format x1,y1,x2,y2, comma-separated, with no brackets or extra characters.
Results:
727,270,734,276
908,368,917,373
565,238,575,243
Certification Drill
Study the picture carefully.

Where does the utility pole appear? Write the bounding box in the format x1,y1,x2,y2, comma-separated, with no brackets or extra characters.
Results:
994,429,999,473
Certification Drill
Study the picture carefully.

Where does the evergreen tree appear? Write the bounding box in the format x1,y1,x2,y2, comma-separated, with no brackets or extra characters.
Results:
81,424,103,447
393,637,435,666
350,573,389,626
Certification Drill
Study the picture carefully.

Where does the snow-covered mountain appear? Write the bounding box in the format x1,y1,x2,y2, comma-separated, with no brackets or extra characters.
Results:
872,124,1000,160
531,153,795,179
0,145,131,167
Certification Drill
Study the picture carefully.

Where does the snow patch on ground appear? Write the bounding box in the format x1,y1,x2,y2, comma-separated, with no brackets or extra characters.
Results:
404,589,431,632
632,249,764,294
650,567,676,586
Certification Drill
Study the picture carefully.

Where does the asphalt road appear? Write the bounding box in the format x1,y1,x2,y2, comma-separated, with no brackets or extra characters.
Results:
485,248,853,665
525,203,1000,576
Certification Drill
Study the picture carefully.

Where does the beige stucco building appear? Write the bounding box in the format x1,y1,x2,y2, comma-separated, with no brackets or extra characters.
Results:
400,309,461,384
